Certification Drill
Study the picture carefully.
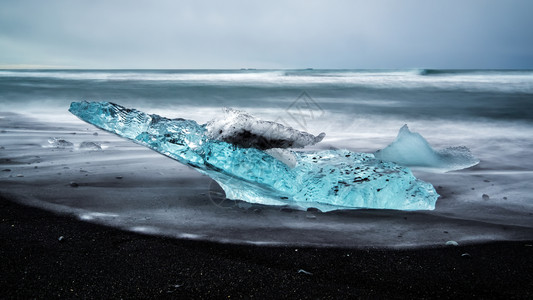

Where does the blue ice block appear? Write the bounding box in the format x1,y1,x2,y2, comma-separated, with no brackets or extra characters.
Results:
69,101,438,211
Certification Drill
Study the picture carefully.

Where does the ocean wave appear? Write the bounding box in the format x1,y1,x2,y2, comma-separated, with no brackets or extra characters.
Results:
1,69,532,93
417,69,533,76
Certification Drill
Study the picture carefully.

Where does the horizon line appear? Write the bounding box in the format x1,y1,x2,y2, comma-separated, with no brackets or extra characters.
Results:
1,66,532,71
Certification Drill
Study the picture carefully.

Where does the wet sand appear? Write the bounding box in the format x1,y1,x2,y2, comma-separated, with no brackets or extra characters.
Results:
2,111,533,297
2,112,533,248
1,195,532,298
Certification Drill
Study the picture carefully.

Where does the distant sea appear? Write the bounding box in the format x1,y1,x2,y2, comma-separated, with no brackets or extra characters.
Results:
1,69,532,121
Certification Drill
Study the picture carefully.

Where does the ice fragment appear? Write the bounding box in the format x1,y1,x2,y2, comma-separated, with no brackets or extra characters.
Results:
79,141,102,150
374,125,479,172
205,108,325,149
69,101,439,211
48,138,74,148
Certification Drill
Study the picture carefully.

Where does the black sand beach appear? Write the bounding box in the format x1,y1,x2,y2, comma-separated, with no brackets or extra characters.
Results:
2,195,532,299
2,0,533,296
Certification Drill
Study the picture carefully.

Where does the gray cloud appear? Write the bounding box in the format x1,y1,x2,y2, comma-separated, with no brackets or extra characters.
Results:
1,0,532,68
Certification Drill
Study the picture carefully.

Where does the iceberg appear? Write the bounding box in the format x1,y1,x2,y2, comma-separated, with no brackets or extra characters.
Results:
374,125,479,172
69,101,438,211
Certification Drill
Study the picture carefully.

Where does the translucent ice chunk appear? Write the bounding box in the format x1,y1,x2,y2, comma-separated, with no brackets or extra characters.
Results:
47,138,74,148
79,141,102,150
69,101,438,211
205,108,325,149
374,125,479,172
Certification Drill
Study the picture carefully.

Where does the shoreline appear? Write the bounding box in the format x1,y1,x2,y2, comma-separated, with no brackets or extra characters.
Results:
1,195,532,298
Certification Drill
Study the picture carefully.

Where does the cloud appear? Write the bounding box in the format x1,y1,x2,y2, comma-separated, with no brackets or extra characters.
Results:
1,0,532,68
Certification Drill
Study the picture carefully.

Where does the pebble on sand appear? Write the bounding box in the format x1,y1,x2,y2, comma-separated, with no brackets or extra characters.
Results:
482,194,490,200
69,181,79,187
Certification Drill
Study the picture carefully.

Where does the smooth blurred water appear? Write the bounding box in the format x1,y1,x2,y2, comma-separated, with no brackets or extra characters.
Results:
1,69,532,121
1,69,532,247
2,69,532,157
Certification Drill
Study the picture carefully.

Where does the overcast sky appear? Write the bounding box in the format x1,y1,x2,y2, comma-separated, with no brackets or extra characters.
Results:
1,0,532,69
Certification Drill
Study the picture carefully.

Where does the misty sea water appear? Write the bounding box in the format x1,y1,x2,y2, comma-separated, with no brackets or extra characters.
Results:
1,69,532,247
